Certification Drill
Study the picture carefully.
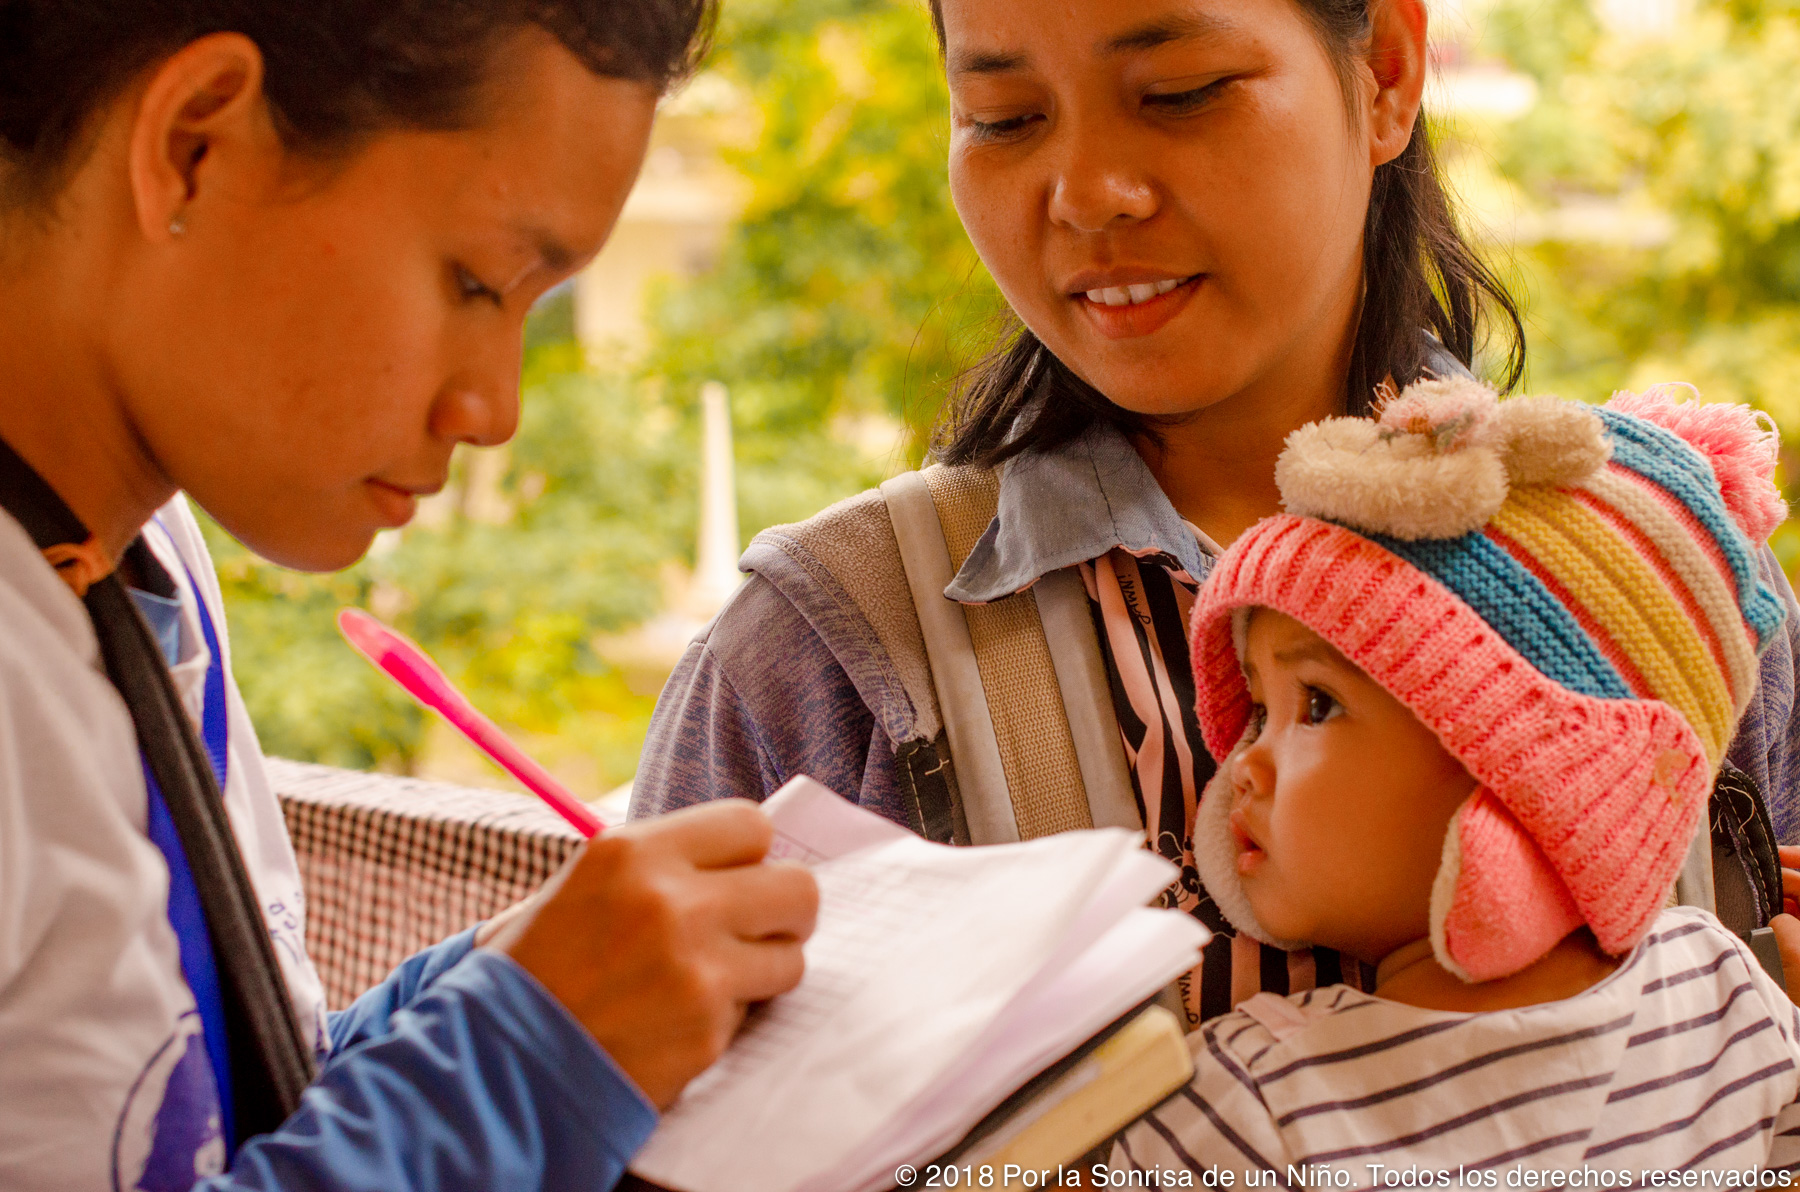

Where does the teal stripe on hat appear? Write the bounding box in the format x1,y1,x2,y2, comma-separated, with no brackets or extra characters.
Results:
1360,528,1635,700
1596,407,1785,653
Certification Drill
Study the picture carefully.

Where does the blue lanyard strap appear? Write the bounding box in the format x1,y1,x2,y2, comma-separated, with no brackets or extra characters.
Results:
140,547,241,1152
142,761,238,1154
149,520,231,789
189,566,231,792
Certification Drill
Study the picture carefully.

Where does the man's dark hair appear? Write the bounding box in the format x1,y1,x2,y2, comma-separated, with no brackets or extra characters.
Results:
0,0,717,206
926,0,1527,468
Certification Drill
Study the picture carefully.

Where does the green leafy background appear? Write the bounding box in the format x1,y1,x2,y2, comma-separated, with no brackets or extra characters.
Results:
209,0,1800,788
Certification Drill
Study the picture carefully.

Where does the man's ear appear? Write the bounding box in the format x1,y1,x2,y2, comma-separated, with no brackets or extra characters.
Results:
125,33,272,243
1365,0,1428,169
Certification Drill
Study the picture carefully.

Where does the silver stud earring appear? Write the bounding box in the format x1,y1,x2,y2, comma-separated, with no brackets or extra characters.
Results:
169,214,187,237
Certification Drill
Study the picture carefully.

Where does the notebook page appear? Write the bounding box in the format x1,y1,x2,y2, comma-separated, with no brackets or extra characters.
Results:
1002,846,1179,1007
829,907,1210,1192
762,775,913,863
629,824,1147,1192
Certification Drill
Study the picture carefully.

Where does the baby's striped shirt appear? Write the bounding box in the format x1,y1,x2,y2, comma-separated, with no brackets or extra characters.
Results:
1115,909,1800,1186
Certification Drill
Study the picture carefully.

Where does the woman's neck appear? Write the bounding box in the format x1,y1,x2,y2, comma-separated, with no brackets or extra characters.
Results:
1372,930,1621,1013
1130,330,1353,550
0,231,173,561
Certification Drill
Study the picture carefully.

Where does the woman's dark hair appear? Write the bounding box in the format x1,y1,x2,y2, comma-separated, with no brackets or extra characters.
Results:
927,0,1527,468
0,0,717,206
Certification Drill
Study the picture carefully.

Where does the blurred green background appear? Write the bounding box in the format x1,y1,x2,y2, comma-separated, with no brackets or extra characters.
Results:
206,0,1800,798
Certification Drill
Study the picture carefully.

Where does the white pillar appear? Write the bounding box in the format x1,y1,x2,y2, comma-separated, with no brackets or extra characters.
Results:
692,381,742,613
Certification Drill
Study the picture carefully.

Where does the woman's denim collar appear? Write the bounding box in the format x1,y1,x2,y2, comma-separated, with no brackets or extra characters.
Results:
943,422,1210,604
943,338,1476,605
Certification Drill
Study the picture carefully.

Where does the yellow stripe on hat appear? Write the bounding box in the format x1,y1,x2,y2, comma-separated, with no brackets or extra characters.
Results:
1490,487,1734,761
1583,469,1759,719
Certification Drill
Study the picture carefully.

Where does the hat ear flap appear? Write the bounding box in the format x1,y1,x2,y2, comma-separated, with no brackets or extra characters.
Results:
1431,790,1586,983
1192,756,1309,952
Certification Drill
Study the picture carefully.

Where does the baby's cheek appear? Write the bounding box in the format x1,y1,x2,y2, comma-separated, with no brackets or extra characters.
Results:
1278,816,1390,935
1241,849,1319,941
1245,882,1306,940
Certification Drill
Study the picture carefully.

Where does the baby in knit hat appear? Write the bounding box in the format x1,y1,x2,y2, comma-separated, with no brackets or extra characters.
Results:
1115,384,1800,1182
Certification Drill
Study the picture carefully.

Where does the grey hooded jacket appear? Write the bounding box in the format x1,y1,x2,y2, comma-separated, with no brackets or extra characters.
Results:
628,421,1800,847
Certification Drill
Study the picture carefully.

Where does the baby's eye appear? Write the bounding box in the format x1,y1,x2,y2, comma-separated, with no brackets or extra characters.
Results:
1303,687,1342,726
1245,703,1267,741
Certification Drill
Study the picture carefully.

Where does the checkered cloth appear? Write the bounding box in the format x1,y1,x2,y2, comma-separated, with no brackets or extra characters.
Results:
269,759,586,1009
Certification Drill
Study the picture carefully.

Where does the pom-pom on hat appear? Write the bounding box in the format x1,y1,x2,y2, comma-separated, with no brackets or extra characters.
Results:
1189,381,1788,982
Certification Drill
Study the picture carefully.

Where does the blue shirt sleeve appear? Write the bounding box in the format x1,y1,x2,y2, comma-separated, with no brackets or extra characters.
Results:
326,927,479,1055
200,950,657,1192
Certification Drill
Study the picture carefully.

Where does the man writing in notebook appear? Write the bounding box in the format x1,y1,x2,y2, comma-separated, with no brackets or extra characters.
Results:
1116,382,1800,1178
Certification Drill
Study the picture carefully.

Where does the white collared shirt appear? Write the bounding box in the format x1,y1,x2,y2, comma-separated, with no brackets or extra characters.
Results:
0,495,326,1192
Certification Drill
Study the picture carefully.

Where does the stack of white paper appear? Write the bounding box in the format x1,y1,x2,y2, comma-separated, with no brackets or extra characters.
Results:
628,777,1210,1192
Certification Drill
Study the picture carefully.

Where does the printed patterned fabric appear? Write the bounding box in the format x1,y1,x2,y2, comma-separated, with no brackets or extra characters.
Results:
268,760,582,1009
1081,550,1368,1026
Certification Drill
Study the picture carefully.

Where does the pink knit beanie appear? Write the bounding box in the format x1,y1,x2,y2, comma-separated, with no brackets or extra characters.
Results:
1188,381,1788,982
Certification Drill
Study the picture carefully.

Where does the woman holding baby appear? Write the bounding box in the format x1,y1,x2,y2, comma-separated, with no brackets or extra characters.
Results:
633,0,1800,1171
634,0,1800,1008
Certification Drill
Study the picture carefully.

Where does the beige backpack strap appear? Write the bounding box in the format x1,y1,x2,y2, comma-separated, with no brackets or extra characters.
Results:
883,465,1138,842
1034,567,1141,832
882,470,1022,844
922,465,1092,841
769,466,1138,846
748,487,963,843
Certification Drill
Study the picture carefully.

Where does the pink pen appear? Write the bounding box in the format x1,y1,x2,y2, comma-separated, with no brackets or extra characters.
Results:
336,607,603,838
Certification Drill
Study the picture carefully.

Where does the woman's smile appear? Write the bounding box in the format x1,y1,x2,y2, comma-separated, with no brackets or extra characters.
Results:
1073,273,1205,340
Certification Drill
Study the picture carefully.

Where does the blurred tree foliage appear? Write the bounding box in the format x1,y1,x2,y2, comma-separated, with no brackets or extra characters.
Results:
221,0,1800,779
644,0,1003,530
1484,0,1800,426
1479,0,1800,567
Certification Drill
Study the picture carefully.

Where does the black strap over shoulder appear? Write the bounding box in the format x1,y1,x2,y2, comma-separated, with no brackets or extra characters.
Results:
1710,761,1788,986
0,437,314,1142
895,734,966,846
1712,761,1785,934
